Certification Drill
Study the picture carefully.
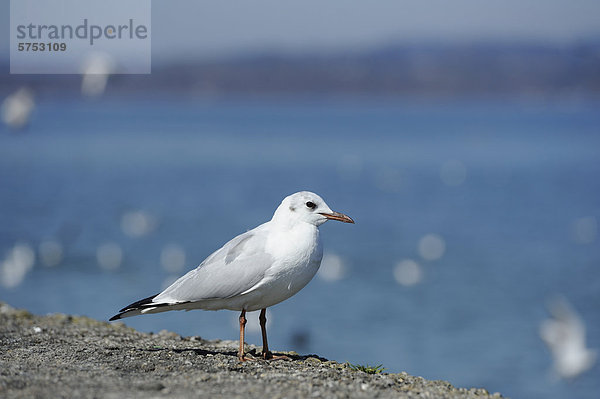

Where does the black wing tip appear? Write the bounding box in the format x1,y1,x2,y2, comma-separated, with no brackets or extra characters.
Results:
109,293,159,322
109,294,191,322
118,293,159,313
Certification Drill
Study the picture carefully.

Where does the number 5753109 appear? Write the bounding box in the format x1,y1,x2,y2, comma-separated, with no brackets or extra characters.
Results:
18,42,66,51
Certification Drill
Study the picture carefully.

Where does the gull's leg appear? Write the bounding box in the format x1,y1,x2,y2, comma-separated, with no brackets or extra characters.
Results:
259,308,272,359
259,308,290,361
238,309,249,361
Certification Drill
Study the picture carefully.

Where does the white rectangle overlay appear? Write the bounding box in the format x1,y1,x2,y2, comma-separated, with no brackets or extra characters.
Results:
10,0,151,74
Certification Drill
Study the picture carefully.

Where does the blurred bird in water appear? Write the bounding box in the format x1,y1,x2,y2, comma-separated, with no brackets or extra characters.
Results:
81,52,115,98
1,88,35,130
539,296,597,379
110,191,354,360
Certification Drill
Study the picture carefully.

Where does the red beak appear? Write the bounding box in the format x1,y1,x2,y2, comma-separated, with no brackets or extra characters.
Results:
319,211,354,224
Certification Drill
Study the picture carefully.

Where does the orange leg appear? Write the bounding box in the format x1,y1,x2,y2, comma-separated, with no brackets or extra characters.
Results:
238,310,249,361
259,308,289,361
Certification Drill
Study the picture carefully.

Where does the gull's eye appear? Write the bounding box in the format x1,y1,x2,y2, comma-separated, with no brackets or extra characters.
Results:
305,201,316,210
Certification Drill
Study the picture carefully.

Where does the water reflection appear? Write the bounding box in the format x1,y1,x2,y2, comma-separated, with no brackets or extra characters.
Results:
121,210,157,238
393,259,422,287
96,242,123,271
160,244,186,273
418,234,446,261
317,252,346,282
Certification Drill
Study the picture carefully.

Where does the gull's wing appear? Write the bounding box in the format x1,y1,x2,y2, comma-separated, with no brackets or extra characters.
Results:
549,296,587,346
153,223,273,304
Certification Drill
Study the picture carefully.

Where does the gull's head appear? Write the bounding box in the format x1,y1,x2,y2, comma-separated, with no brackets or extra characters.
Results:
272,191,354,227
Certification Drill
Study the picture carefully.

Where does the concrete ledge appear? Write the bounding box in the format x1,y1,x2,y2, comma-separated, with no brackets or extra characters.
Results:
0,302,505,399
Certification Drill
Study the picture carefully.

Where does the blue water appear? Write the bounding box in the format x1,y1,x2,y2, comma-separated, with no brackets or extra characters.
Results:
1,96,599,398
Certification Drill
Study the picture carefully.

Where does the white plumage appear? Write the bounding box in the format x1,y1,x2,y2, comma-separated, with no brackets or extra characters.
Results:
110,191,353,360
540,296,597,379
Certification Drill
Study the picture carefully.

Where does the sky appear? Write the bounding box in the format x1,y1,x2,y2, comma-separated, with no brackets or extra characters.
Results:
2,0,600,62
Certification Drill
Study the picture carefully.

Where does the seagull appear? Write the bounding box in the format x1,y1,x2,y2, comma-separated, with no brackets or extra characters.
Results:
1,87,35,130
110,191,354,360
539,296,597,379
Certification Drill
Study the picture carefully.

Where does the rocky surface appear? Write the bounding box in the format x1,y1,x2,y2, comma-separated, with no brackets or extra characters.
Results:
0,302,505,398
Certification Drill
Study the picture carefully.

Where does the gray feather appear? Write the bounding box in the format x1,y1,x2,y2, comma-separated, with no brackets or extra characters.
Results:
154,225,272,303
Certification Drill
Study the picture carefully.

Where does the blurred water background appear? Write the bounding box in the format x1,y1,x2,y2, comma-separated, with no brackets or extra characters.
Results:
1,96,598,399
2,1,600,398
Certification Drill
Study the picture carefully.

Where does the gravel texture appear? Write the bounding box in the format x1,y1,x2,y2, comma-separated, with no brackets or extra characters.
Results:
0,302,505,398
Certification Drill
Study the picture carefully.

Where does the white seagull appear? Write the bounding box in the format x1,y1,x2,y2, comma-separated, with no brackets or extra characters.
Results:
539,296,597,379
110,191,354,360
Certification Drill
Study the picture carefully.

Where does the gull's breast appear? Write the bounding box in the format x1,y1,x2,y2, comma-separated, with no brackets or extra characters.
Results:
241,223,323,311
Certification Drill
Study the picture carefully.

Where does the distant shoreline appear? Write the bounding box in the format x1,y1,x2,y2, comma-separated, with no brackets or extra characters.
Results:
2,40,599,99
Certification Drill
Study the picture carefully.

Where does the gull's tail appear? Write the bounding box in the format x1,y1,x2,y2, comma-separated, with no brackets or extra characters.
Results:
110,294,193,321
109,294,165,321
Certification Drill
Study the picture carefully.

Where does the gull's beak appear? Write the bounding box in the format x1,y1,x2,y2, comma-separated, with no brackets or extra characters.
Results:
319,211,355,224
